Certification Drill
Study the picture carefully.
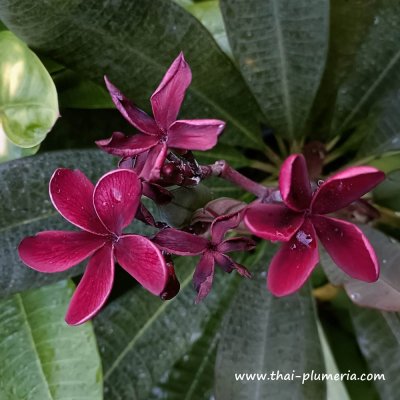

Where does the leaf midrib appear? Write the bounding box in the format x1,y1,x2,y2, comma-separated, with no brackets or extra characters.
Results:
271,0,293,138
16,293,53,400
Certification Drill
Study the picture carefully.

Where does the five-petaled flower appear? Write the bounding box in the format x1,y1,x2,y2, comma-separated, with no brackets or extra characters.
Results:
153,212,255,302
96,52,225,181
18,168,170,325
244,153,385,296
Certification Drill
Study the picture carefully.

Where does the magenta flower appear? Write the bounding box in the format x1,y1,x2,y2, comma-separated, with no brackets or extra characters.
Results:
96,52,225,181
18,169,169,325
153,213,255,302
244,154,385,297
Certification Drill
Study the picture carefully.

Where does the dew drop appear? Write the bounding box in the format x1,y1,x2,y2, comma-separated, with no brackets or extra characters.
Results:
112,188,122,202
317,179,324,186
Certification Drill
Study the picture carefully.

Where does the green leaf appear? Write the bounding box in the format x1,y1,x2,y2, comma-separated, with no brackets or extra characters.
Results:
354,92,400,158
0,31,58,147
0,280,102,399
178,0,232,57
374,169,400,211
307,0,379,139
40,108,135,152
220,0,329,139
332,3,400,134
0,150,116,297
0,0,264,149
215,247,326,399
94,253,244,399
54,70,114,109
350,307,400,399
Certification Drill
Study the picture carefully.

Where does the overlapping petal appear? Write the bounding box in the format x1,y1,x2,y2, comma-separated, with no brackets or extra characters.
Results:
167,119,225,150
267,219,319,296
95,132,158,157
193,252,215,303
65,243,114,325
311,166,385,214
151,52,192,130
49,169,109,235
104,76,159,135
279,154,312,211
153,228,208,255
18,231,106,273
312,215,379,282
138,143,168,182
93,169,141,235
211,211,243,244
213,253,251,277
115,234,168,295
244,203,304,241
217,237,256,253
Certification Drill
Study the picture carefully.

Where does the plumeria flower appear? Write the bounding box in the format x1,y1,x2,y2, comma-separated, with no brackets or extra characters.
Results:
18,168,170,325
96,52,225,181
244,154,385,296
154,212,255,302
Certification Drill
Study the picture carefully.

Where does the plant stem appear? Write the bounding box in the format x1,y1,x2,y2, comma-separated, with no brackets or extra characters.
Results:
201,161,271,198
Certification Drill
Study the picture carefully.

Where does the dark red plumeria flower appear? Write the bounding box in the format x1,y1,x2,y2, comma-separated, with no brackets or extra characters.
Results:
96,52,225,181
153,212,255,302
244,154,385,297
18,169,169,325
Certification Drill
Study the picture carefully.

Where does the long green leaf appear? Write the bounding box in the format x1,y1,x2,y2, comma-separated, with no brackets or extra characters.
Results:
215,248,326,399
0,31,58,147
94,252,250,399
0,0,264,149
332,2,400,134
0,280,102,399
0,150,116,297
220,0,329,139
307,0,379,139
350,307,400,399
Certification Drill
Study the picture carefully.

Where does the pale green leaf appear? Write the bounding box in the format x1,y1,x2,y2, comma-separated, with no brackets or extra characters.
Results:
0,31,58,147
0,280,102,399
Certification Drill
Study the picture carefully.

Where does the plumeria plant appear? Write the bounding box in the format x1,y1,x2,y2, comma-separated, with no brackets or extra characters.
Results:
1,1,400,399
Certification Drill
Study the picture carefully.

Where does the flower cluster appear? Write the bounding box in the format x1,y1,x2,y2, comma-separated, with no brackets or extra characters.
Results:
18,53,385,325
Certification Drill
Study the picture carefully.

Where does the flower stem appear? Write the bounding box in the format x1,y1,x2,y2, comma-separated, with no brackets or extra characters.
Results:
201,161,271,198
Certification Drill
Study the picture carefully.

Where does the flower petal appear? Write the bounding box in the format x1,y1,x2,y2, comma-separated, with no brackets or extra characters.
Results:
217,237,256,253
160,257,180,300
96,132,159,157
312,215,379,282
279,154,312,211
267,218,319,296
49,169,108,235
142,182,172,205
153,228,208,255
244,203,305,242
104,76,159,135
138,143,168,182
167,119,225,150
150,52,192,130
93,169,141,235
115,235,168,295
18,231,105,273
311,166,385,214
65,243,114,325
193,252,215,303
211,211,243,244
214,253,251,277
